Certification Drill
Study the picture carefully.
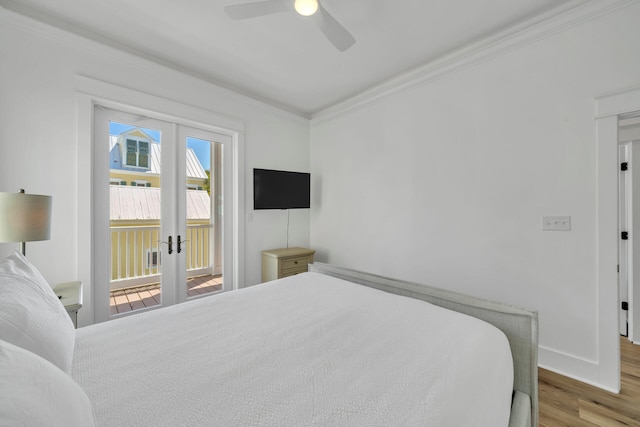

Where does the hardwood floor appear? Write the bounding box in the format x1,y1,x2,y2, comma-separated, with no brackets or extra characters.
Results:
539,337,640,426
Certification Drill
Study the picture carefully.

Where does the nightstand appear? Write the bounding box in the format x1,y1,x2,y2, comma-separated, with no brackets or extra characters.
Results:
53,281,83,328
261,247,315,282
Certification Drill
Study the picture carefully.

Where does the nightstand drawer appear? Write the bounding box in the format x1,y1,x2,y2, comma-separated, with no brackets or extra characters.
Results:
281,256,309,270
281,267,307,278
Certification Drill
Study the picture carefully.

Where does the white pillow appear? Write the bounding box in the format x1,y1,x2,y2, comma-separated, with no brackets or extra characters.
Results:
0,338,95,426
0,251,75,373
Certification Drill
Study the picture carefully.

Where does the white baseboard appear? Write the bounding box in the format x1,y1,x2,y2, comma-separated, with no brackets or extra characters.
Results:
538,346,620,394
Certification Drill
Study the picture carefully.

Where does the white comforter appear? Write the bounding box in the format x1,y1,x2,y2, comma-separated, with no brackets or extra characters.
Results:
72,272,513,426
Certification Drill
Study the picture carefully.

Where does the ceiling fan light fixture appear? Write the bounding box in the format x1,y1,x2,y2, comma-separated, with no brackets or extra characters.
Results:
294,0,318,16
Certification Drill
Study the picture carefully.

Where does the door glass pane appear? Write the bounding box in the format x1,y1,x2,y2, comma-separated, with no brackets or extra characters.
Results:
185,136,223,298
108,121,163,315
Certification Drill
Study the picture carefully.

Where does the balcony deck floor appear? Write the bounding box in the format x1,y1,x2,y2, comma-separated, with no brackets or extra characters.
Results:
110,274,222,315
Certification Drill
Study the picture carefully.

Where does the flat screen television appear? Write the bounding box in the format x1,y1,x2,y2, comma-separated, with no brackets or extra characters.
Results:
254,168,310,210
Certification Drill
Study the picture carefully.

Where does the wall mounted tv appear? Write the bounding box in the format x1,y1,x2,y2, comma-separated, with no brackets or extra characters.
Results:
254,168,310,210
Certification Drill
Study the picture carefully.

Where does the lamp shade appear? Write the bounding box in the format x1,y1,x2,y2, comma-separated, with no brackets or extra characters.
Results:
0,192,52,243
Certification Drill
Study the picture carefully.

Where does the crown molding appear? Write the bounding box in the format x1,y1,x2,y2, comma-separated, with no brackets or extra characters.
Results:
2,0,636,123
0,2,311,120
311,0,638,124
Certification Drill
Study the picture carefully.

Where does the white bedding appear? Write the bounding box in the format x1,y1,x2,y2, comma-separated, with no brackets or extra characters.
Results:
72,272,513,426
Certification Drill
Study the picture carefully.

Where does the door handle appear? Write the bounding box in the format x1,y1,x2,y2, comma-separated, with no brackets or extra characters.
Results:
177,235,188,254
159,236,173,254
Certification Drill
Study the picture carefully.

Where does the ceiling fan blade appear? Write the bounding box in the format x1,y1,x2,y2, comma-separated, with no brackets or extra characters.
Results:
311,3,355,52
224,0,290,20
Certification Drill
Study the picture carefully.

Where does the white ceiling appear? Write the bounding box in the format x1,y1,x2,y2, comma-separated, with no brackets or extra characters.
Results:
2,0,587,117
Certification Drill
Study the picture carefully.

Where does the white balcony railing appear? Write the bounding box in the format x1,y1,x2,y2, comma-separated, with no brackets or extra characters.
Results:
110,224,214,291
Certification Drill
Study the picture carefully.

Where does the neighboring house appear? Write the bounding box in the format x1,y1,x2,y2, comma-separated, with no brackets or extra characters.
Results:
109,128,208,190
108,128,213,289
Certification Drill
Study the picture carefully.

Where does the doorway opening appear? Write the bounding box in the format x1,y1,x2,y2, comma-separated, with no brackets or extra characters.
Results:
592,85,640,392
618,113,640,343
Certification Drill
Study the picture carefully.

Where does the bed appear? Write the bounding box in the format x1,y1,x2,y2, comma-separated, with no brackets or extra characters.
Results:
0,252,538,426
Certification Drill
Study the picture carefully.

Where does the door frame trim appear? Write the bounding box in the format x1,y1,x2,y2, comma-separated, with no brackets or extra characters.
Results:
76,76,245,325
593,83,640,392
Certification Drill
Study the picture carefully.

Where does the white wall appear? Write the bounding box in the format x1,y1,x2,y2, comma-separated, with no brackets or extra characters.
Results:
620,117,640,142
310,3,640,389
0,9,310,326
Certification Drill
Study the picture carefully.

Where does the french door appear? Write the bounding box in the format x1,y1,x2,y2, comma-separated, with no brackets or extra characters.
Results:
93,106,232,322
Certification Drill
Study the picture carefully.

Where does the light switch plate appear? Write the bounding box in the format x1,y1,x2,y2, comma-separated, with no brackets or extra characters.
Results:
542,216,571,231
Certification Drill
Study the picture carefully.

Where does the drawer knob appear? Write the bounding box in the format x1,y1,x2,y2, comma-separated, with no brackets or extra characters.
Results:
294,261,298,264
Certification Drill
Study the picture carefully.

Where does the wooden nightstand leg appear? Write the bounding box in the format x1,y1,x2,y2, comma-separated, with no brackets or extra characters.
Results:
70,310,78,328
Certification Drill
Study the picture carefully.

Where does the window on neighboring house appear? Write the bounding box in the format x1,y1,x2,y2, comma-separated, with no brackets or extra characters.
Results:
110,178,126,185
132,180,150,187
125,138,150,168
146,249,160,268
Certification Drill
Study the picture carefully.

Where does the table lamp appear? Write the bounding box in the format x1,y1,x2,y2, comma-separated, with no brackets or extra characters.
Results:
0,189,52,256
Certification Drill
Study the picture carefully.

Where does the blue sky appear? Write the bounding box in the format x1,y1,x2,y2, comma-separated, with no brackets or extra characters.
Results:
110,122,211,170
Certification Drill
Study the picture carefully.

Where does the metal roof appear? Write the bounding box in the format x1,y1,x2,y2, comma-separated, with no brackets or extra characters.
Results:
110,186,210,221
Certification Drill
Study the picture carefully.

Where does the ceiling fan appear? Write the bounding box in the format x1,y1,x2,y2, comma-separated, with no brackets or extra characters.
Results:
224,0,356,52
